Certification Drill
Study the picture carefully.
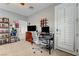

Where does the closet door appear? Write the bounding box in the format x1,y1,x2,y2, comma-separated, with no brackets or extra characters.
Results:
63,4,76,51
55,5,65,48
55,4,76,53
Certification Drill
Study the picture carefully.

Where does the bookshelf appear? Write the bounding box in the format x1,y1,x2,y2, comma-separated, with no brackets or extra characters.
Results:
0,17,10,43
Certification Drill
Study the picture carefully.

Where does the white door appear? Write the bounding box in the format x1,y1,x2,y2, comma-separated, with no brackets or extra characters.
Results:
19,20,27,41
55,4,76,54
55,4,65,48
63,4,76,51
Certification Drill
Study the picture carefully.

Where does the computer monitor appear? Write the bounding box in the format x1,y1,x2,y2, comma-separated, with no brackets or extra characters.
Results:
42,27,49,33
27,26,36,31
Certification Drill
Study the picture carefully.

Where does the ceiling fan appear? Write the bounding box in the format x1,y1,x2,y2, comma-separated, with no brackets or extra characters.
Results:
20,3,34,9
5,3,34,9
20,3,25,6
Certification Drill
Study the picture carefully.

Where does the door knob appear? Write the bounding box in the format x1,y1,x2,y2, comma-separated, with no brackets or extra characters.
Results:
56,29,58,32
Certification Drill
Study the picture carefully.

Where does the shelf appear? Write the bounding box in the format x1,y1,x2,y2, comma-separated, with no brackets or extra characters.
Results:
0,32,9,34
0,27,9,28
0,37,9,39
0,22,9,23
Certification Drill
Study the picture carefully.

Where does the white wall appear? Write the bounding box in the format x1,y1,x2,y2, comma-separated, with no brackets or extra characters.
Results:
0,4,55,41
0,9,27,21
27,5,55,33
0,8,27,40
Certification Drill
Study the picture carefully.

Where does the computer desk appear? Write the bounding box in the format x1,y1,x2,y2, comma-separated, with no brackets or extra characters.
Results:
39,34,54,55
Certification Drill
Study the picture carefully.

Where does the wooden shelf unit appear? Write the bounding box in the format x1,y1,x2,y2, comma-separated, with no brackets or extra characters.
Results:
0,17,10,43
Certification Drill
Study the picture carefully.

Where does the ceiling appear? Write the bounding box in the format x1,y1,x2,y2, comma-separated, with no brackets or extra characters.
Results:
0,3,57,17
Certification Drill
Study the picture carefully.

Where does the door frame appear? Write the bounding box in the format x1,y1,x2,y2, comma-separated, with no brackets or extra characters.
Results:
77,3,79,56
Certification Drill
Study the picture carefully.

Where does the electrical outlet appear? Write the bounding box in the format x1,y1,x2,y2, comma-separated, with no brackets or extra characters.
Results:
76,33,78,38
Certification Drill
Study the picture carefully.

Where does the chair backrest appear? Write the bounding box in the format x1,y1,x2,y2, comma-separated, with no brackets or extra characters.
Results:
32,31,39,44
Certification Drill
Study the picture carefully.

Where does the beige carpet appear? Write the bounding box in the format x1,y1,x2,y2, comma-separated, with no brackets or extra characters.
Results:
0,41,73,56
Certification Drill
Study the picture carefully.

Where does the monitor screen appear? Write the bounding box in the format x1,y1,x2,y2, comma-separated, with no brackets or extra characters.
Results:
42,27,49,33
27,26,36,31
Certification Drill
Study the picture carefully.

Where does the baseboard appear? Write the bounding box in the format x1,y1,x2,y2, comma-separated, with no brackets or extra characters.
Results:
56,47,77,55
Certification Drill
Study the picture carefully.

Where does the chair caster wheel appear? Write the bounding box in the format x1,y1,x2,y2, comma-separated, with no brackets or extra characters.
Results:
32,48,34,49
33,51,35,54
41,51,43,53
